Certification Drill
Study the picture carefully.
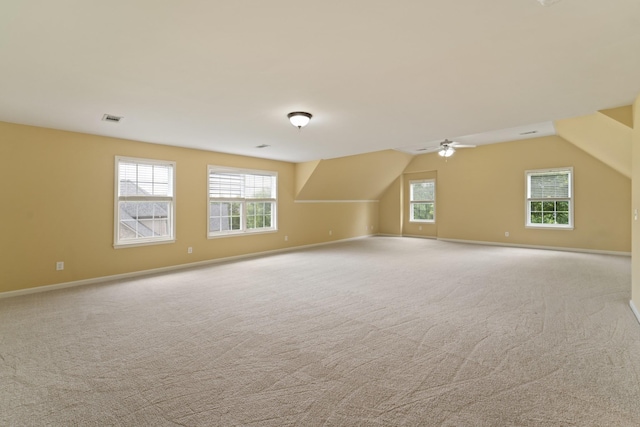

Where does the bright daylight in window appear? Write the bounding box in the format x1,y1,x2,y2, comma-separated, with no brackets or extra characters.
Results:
410,179,435,222
115,157,175,247
526,167,573,229
208,166,277,237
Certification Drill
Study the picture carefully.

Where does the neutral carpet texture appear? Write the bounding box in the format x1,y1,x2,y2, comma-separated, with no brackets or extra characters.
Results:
1,237,639,426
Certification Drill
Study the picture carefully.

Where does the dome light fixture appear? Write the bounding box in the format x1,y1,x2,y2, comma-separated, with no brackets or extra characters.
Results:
438,146,455,157
287,111,312,129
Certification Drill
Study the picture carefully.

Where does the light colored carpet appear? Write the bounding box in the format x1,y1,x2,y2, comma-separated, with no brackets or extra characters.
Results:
1,237,639,426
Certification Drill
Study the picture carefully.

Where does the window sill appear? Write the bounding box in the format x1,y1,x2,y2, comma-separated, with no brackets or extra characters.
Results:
525,225,574,231
114,238,175,249
208,228,278,239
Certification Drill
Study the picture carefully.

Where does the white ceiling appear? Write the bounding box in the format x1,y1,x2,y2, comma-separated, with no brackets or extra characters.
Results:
1,0,639,163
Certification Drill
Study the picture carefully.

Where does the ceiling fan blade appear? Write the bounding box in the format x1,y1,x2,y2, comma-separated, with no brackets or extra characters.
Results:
451,143,476,148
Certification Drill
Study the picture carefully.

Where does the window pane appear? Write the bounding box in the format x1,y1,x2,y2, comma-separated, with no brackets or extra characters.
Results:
557,201,569,212
542,201,555,212
246,202,273,230
209,202,241,232
412,202,434,221
531,212,543,224
531,201,542,212
557,212,569,224
119,201,171,239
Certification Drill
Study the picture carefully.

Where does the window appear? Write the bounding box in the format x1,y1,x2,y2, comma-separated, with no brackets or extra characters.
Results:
115,157,175,247
526,167,573,229
410,179,435,222
208,166,277,236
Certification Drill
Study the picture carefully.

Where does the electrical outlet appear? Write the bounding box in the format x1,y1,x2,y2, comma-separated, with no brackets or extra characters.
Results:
419,226,422,230
329,230,332,236
284,235,288,241
187,247,193,254
56,261,64,271
505,231,510,237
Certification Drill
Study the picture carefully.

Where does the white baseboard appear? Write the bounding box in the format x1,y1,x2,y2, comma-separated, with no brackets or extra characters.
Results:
402,234,437,240
630,300,640,325
0,235,374,300
437,238,631,257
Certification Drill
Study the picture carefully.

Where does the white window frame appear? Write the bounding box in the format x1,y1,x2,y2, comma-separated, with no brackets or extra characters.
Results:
409,179,436,223
207,166,278,238
525,167,573,230
114,156,176,248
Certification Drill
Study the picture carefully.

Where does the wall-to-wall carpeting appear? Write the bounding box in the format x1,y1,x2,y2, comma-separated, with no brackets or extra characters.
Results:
2,237,639,426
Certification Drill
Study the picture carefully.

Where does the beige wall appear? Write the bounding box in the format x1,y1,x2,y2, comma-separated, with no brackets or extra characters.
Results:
381,135,631,252
1,119,633,295
632,94,640,311
0,121,377,293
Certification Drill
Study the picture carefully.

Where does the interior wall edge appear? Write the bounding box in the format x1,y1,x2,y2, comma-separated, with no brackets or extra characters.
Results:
630,300,640,324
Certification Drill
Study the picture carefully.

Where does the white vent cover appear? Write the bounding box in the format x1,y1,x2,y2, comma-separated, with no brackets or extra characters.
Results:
102,114,124,123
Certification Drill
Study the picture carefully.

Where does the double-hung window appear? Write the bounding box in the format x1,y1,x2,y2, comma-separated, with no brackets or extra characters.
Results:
526,167,573,229
409,179,435,222
115,156,175,247
208,166,277,236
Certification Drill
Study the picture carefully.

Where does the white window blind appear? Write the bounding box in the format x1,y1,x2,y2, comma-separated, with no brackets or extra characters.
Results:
528,172,570,199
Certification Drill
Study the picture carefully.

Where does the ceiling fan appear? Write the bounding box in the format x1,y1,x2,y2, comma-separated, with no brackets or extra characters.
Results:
417,139,476,157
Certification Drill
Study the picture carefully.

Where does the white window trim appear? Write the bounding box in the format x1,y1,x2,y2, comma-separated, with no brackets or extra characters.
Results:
114,156,176,248
207,166,278,238
525,167,574,230
409,179,436,223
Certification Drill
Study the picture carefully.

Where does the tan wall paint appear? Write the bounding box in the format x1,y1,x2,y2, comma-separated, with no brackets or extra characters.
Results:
631,94,640,310
295,150,413,200
402,171,437,238
379,176,403,235
0,122,377,293
401,135,630,252
294,160,320,197
599,105,633,129
555,112,632,178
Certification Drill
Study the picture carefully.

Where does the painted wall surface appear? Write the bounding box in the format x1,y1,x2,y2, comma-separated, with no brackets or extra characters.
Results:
555,112,632,178
400,136,631,252
379,176,403,236
632,94,640,311
0,122,377,293
296,150,412,201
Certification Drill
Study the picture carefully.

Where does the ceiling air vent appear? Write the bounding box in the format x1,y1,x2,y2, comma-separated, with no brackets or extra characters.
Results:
102,114,124,123
256,144,270,149
519,130,538,135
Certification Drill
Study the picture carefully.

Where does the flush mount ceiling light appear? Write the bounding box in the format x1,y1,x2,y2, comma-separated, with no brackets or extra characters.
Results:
287,112,312,129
